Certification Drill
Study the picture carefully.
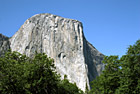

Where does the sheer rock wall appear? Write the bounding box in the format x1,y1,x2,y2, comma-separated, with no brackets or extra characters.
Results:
1,14,104,91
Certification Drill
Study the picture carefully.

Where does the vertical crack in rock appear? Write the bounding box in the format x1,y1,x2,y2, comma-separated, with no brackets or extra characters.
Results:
0,13,104,91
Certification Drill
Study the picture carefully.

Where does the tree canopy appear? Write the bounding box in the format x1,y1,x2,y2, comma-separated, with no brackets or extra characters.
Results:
90,40,140,94
0,51,83,94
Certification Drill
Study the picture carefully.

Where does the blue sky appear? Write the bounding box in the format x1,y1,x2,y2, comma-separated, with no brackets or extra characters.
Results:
0,0,140,57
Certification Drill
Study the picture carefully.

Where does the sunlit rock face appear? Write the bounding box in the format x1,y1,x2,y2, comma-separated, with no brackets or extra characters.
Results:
1,13,104,91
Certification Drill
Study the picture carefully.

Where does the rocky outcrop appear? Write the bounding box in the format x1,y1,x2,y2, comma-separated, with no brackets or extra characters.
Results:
0,34,10,56
0,13,104,91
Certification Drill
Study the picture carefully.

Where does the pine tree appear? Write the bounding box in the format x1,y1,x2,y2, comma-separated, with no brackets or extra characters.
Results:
90,40,140,94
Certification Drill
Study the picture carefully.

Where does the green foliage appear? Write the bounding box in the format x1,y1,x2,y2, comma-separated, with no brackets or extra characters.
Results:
90,40,140,94
90,56,120,94
117,40,140,94
85,83,89,94
57,75,83,94
0,50,83,94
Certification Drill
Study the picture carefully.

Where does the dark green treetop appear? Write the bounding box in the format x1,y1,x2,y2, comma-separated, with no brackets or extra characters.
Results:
90,40,140,94
0,50,83,94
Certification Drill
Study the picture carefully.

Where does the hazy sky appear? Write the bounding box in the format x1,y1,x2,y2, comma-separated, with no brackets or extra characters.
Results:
0,0,140,57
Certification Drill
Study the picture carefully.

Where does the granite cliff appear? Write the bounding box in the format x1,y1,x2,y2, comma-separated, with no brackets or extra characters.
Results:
0,13,104,91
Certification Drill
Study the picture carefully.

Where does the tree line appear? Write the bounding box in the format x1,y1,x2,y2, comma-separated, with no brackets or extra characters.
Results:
0,51,83,94
90,40,140,94
0,39,140,94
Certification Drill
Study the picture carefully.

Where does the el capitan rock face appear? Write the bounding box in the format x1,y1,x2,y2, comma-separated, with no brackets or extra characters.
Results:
0,13,104,91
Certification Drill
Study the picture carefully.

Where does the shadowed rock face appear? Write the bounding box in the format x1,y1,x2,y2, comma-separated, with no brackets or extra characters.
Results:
83,40,104,84
0,13,104,91
0,34,10,56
